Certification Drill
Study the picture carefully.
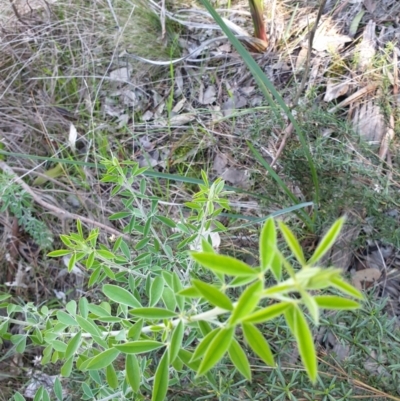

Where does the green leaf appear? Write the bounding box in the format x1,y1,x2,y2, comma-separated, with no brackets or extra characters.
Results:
242,323,274,366
228,339,251,380
53,377,63,401
278,221,306,265
32,163,64,186
178,286,200,298
293,306,317,383
308,217,345,265
170,321,184,363
191,253,257,276
115,340,165,354
156,215,177,228
75,316,102,338
330,276,364,300
314,296,360,310
61,357,73,377
129,307,177,319
126,354,141,393
192,327,220,362
150,276,165,307
14,392,26,401
65,331,81,359
259,218,276,271
127,319,143,340
102,284,141,308
243,302,292,324
47,249,72,257
270,251,282,281
152,350,169,401
229,280,262,325
106,363,118,389
201,238,215,253
197,326,234,377
86,348,120,370
192,279,233,311
300,290,319,325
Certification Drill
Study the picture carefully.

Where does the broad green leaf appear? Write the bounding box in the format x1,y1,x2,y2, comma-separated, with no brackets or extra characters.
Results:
50,340,67,353
86,348,120,370
293,307,317,382
284,305,296,334
314,296,360,310
243,302,292,324
197,326,234,376
106,363,118,389
198,321,212,336
228,339,251,380
115,340,165,354
191,327,220,362
127,319,143,340
192,279,233,311
88,304,111,317
178,349,201,371
102,284,141,308
170,321,184,363
242,323,274,366
308,217,345,265
259,218,276,271
65,331,81,359
75,316,102,338
14,392,26,401
330,276,364,300
61,356,73,377
129,307,177,319
230,280,262,325
191,253,257,276
300,290,319,325
126,354,141,393
201,238,215,253
278,221,306,265
150,276,165,307
152,350,169,401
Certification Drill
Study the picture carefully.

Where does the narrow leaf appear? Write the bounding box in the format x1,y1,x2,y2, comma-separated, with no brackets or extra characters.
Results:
126,354,141,393
330,276,364,300
65,331,81,359
191,327,220,362
106,363,118,389
228,339,251,380
152,350,169,401
170,321,184,363
192,279,233,311
150,276,165,307
191,253,257,276
115,340,165,354
243,302,292,324
314,296,360,310
308,217,345,265
242,323,274,366
197,326,234,376
129,307,177,319
300,290,319,325
259,218,276,271
278,221,306,265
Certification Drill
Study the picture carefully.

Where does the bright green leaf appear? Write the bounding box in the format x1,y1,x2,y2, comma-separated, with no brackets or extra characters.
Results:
150,276,165,307
129,307,177,319
191,327,220,362
197,326,234,377
61,357,73,377
314,296,360,310
259,218,276,271
106,363,118,389
65,331,81,359
192,279,233,311
308,217,345,265
170,321,184,363
242,323,274,366
126,354,141,393
330,276,364,300
228,339,251,380
178,286,200,298
191,253,257,276
243,302,292,324
300,290,319,325
278,221,306,265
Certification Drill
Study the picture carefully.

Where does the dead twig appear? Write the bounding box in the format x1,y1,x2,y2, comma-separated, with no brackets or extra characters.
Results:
0,161,130,241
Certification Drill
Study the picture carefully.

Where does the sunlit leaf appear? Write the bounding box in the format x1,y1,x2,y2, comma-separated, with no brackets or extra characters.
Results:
300,290,319,325
86,348,120,370
192,279,233,311
197,326,234,376
259,218,276,271
330,276,364,300
191,327,220,362
106,363,118,389
170,321,184,363
129,307,177,319
293,306,317,383
65,331,81,360
152,350,169,401
150,276,164,307
229,280,262,325
314,296,360,310
242,302,292,324
308,217,345,265
115,340,165,354
242,323,274,366
191,252,257,276
278,222,306,265
228,339,251,380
